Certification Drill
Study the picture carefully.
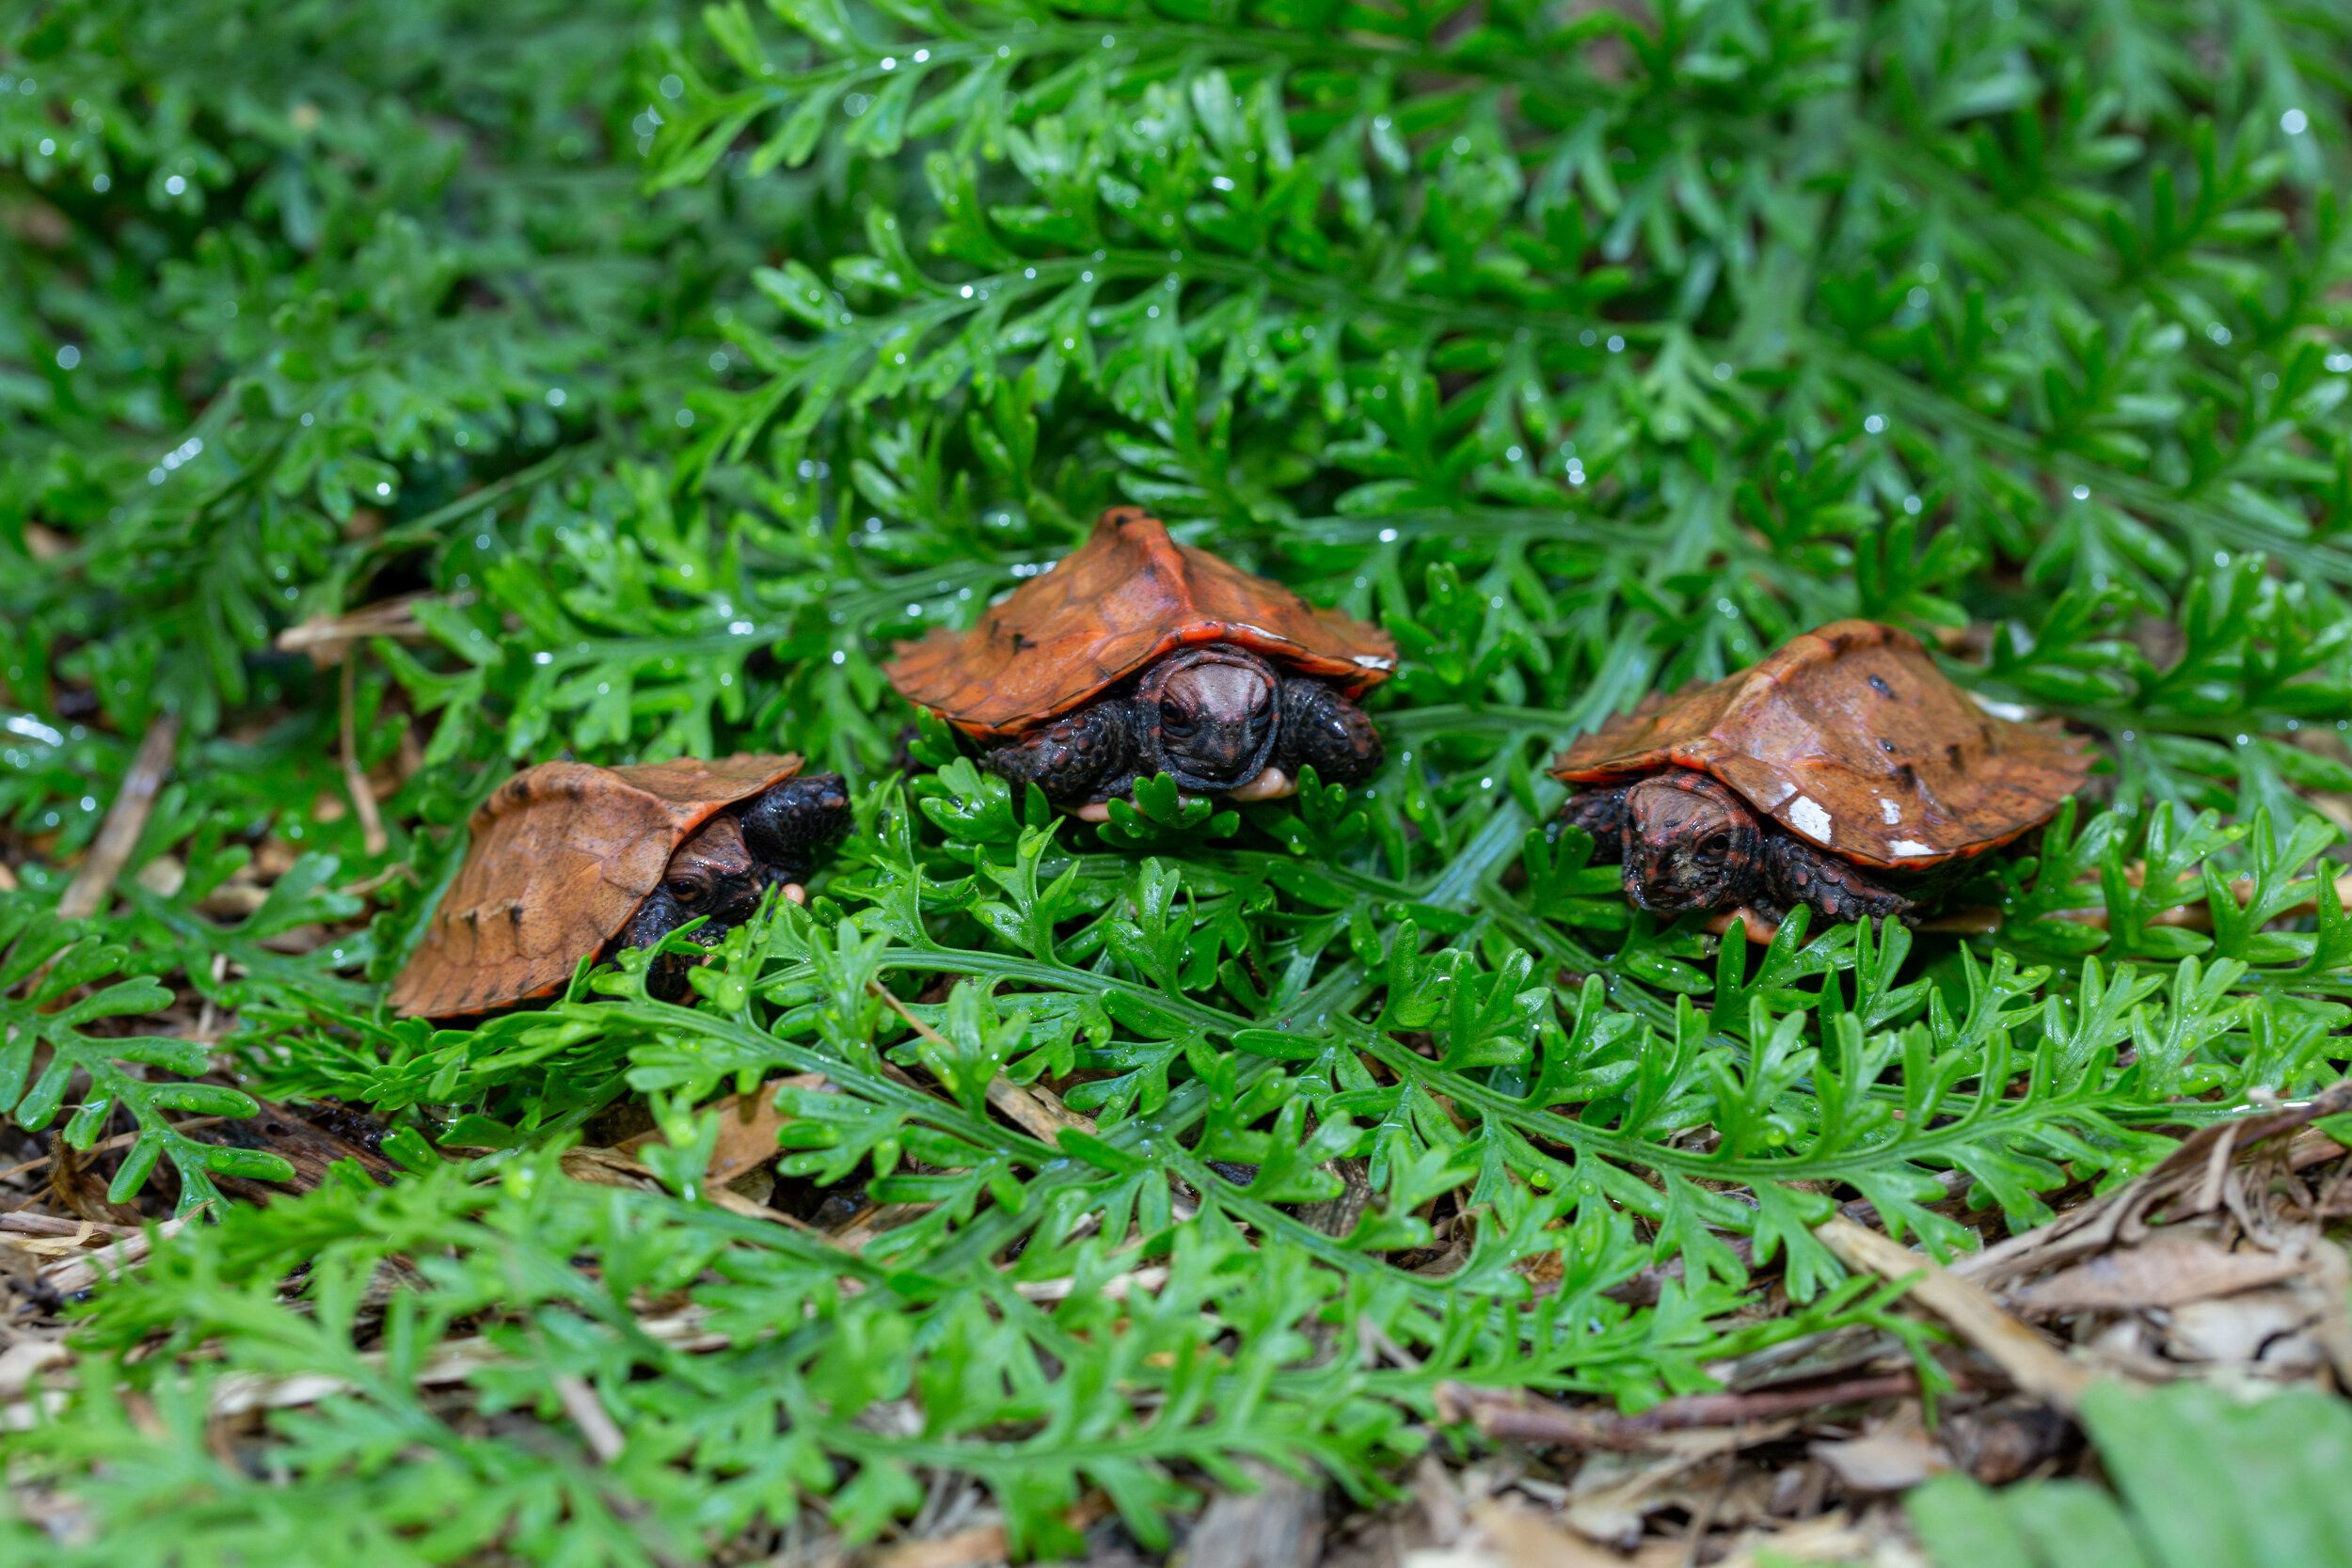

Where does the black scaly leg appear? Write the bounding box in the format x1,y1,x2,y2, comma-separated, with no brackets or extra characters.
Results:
981,701,1136,805
614,888,724,1002
1762,833,1917,924
740,771,852,883
1559,785,1630,865
1273,678,1383,786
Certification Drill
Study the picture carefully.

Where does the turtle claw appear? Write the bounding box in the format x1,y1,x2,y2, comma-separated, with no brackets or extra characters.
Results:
781,882,807,907
1075,800,1113,823
1230,766,1294,802
1708,907,1781,944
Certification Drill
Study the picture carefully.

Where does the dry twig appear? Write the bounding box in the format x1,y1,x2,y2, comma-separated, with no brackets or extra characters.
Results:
1954,1080,2352,1291
0,1119,228,1182
1436,1370,1933,1450
58,712,180,921
39,1215,195,1297
0,1212,140,1242
1815,1215,2091,1415
553,1374,628,1463
274,593,441,662
340,656,389,857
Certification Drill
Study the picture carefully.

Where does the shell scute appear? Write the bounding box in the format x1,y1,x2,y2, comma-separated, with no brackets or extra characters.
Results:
389,753,803,1018
884,509,1397,738
1552,621,2090,870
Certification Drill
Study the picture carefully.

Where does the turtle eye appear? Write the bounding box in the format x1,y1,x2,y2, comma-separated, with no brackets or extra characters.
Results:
1160,704,1197,739
666,879,707,906
1693,832,1733,865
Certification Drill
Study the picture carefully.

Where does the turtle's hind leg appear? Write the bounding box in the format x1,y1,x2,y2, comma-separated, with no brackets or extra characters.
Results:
741,771,852,893
980,700,1136,806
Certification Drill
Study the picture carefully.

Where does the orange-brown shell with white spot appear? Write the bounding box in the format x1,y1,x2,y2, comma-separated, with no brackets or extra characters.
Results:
884,508,1397,741
389,753,804,1019
1552,621,2091,872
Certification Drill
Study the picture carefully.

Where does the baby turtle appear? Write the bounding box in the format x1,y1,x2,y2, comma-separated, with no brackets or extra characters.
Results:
885,508,1395,816
1553,621,2091,929
389,753,849,1019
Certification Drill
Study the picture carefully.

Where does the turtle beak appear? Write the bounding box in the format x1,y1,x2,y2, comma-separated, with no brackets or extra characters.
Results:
1624,845,1701,913
1178,727,1259,784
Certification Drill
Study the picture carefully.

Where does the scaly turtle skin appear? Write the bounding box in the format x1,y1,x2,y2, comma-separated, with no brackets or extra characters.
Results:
884,508,1395,810
389,754,850,1019
1552,621,2092,927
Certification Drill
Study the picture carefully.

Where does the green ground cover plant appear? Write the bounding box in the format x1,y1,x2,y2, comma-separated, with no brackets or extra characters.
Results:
4,0,2351,1560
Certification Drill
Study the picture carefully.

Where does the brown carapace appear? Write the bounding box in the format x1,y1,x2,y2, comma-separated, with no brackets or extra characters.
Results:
389,754,846,1020
886,508,1396,740
1552,620,2093,927
885,509,1396,809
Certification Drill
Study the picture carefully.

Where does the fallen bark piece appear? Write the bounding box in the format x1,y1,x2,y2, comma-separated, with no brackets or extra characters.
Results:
184,1099,404,1203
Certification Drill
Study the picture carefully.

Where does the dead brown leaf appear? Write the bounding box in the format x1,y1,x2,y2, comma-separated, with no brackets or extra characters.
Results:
866,1523,1009,1568
47,1138,146,1228
1808,1425,1944,1494
2010,1229,2305,1318
619,1073,826,1187
1462,1498,1622,1567
1184,1461,1326,1568
2160,1290,2330,1374
863,1495,1108,1568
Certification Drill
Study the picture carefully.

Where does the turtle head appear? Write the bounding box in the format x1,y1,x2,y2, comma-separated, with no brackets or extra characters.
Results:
1623,772,1762,914
1137,644,1279,792
660,813,761,924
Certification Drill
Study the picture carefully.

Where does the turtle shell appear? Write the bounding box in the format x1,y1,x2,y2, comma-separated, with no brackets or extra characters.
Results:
389,753,804,1019
884,508,1397,740
1552,621,2091,871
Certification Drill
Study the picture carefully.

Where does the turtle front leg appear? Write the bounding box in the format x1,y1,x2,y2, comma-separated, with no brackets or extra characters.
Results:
1273,677,1383,789
741,771,852,897
1558,785,1630,865
980,700,1136,807
1762,834,1917,925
